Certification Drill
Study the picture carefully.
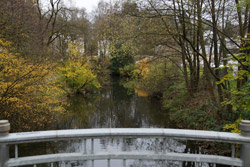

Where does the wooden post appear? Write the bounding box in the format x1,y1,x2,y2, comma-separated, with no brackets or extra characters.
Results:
240,120,250,167
0,120,10,167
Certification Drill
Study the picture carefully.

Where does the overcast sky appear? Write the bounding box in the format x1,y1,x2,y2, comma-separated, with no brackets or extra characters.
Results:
63,0,104,13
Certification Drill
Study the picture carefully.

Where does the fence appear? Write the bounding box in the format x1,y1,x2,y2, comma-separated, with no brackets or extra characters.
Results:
0,120,250,167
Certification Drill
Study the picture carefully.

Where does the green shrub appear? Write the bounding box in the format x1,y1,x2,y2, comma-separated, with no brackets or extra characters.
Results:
119,64,136,77
163,86,221,130
110,44,134,75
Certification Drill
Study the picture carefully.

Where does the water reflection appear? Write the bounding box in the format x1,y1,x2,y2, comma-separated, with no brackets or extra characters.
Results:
52,77,186,167
15,77,219,167
49,138,186,167
56,77,171,129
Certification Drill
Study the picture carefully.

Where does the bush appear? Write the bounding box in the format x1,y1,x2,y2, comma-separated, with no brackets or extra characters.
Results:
57,59,100,94
163,86,221,130
0,39,65,132
119,64,135,77
123,58,180,98
57,41,100,95
163,85,187,112
110,44,134,75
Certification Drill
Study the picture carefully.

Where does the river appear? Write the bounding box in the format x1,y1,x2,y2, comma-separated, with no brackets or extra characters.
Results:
56,76,172,129
14,77,226,167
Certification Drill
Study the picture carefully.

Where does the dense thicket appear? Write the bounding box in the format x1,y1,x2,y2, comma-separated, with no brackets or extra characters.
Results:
93,0,250,131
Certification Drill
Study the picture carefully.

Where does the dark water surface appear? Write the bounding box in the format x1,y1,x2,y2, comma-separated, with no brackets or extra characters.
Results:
56,77,172,129
15,77,227,167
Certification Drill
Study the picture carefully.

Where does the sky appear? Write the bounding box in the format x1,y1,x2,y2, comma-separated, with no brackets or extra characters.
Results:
64,0,104,13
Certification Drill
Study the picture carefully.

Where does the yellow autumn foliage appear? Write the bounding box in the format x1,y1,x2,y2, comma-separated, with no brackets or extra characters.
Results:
224,118,242,134
133,58,151,78
57,41,100,94
0,39,65,132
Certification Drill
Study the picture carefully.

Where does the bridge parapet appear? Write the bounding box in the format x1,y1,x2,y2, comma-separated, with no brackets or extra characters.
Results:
240,120,250,167
0,120,250,167
0,120,10,167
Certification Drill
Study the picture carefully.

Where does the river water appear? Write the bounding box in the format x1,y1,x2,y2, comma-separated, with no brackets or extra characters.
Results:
16,77,226,167
56,77,172,129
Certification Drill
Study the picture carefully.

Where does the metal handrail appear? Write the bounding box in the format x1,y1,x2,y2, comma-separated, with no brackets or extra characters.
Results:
1,128,250,144
6,152,243,167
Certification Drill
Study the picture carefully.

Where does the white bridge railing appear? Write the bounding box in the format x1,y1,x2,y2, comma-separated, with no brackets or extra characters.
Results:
0,120,250,167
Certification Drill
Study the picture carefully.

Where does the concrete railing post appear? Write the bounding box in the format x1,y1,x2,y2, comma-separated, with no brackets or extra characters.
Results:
0,120,10,167
240,120,250,167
